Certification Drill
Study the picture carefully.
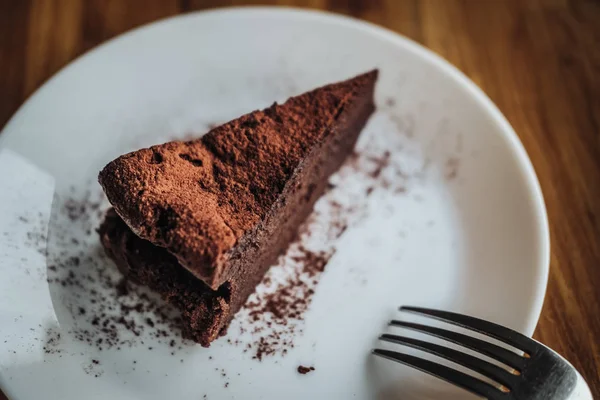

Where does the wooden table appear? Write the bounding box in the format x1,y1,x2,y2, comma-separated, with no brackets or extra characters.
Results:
1,0,598,398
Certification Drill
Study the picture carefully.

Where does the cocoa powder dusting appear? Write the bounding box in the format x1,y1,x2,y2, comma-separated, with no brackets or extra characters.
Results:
21,186,189,366
242,244,331,361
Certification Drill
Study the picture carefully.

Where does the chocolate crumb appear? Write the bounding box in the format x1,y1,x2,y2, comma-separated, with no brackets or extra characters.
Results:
297,365,315,374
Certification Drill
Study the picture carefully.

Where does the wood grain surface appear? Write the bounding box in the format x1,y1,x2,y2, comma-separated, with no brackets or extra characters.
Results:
1,0,598,398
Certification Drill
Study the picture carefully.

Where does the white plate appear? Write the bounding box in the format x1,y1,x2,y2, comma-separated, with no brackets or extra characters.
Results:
0,7,549,400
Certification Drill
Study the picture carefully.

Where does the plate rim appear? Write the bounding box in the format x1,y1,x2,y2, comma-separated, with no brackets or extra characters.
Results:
1,6,549,337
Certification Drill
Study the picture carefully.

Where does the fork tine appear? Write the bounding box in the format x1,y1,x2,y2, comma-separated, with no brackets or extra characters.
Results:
400,306,537,354
390,320,526,370
372,349,505,399
380,334,517,389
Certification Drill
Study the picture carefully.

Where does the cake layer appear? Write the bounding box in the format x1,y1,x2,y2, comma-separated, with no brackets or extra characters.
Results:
99,209,228,346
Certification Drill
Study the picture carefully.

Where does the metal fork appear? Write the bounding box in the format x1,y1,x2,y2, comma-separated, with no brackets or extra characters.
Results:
373,306,592,400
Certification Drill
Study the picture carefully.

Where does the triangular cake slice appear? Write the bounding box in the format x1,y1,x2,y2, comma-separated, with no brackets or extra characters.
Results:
98,70,378,345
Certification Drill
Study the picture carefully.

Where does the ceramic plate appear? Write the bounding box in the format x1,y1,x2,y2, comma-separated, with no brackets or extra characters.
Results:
0,7,549,400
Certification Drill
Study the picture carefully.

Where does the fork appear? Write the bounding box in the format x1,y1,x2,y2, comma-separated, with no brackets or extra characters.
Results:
372,306,593,399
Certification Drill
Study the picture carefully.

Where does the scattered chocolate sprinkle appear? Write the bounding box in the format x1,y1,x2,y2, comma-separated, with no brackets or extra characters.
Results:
43,329,62,355
241,243,332,361
83,359,103,377
17,185,191,375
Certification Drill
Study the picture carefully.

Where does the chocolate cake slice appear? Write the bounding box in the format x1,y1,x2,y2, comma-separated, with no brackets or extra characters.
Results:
98,70,378,346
